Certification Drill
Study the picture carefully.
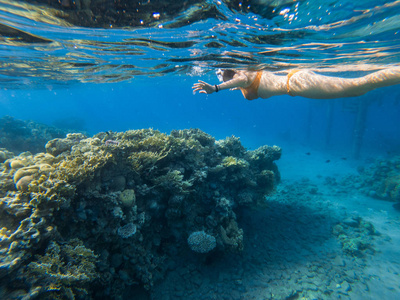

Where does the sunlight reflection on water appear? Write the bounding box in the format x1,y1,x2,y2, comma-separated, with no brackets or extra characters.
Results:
0,0,400,88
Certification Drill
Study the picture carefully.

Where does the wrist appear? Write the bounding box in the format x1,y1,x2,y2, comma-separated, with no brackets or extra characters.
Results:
214,84,219,92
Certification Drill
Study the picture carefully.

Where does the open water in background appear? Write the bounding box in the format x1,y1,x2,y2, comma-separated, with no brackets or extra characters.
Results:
0,0,399,157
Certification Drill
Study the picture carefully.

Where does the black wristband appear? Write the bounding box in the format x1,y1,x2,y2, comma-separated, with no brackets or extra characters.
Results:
215,84,219,92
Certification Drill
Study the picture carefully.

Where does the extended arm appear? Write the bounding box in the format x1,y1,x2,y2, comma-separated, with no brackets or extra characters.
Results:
192,73,249,94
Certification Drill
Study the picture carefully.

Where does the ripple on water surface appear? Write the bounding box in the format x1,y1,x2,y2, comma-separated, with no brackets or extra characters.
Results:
0,0,400,87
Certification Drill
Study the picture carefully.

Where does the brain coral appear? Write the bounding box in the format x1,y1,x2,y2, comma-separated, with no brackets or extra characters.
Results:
187,231,217,253
118,223,137,238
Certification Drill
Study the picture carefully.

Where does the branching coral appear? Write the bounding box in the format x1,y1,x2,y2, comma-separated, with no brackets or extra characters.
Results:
153,169,193,193
0,127,281,298
28,239,98,298
128,150,168,174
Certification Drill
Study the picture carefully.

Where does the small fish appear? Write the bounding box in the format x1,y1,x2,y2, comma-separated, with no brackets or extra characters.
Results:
105,140,119,146
305,152,311,155
341,157,347,160
325,160,330,163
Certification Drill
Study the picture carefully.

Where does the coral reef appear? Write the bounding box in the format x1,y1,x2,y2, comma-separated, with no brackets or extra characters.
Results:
0,148,14,163
0,128,281,299
28,239,98,299
332,156,400,203
0,116,72,154
332,216,379,257
382,174,400,202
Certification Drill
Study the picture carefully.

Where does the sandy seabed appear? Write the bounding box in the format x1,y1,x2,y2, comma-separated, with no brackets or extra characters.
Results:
151,145,400,300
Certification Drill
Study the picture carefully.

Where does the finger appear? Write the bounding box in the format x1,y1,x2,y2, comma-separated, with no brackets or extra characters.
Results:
200,91,207,94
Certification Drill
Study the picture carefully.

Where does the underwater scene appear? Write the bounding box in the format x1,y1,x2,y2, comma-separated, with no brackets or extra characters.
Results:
1,0,400,299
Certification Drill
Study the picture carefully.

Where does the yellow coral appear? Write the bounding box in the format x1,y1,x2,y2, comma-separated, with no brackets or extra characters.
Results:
55,151,113,183
221,156,249,168
46,283,61,291
28,239,98,298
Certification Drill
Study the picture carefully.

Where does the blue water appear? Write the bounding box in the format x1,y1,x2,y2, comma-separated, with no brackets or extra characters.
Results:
1,0,400,156
2,75,400,155
1,1,400,299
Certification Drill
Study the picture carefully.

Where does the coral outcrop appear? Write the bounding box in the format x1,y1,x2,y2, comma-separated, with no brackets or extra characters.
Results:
0,148,14,163
332,217,379,257
0,128,281,299
0,116,72,155
334,156,400,203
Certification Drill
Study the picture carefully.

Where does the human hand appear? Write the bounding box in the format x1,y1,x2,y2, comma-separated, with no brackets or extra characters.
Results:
192,80,216,94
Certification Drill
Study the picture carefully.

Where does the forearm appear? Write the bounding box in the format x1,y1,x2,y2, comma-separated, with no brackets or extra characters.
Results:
216,74,248,92
193,72,249,95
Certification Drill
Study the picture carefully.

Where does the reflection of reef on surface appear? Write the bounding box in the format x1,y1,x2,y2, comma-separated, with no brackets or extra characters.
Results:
0,128,281,299
20,0,297,28
4,0,396,88
22,0,225,28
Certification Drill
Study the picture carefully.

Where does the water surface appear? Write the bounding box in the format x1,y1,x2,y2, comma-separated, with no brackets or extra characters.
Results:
1,0,400,88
